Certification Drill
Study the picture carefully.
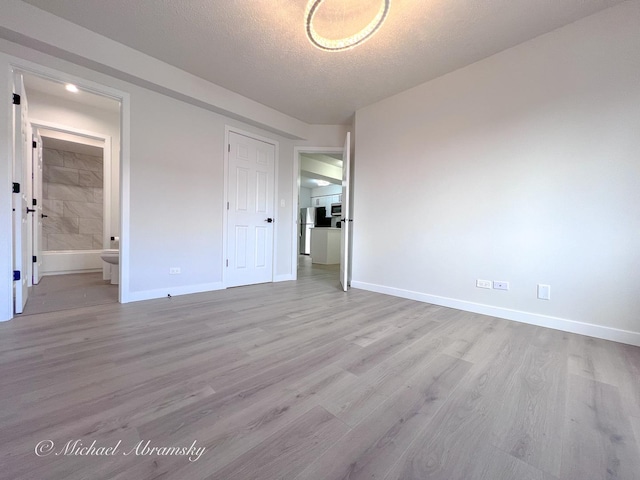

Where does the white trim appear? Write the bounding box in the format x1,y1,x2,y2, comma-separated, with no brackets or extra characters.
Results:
127,282,224,303
10,64,124,103
351,280,640,347
30,119,111,280
5,56,130,309
272,138,280,285
292,146,343,280
30,120,110,142
102,137,112,279
1,61,13,321
118,92,130,303
223,126,279,288
222,128,229,287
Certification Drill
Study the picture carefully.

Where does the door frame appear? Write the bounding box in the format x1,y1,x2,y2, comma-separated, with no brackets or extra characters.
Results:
30,120,112,280
223,126,279,288
12,72,29,313
4,57,130,320
292,145,343,281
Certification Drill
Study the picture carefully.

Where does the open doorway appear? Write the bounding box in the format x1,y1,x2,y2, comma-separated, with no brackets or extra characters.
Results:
13,72,121,315
296,149,343,285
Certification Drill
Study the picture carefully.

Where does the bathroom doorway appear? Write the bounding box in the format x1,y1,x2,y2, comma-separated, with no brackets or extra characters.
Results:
15,72,121,315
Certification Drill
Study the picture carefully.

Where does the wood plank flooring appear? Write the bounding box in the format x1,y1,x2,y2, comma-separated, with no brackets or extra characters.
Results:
1,260,638,479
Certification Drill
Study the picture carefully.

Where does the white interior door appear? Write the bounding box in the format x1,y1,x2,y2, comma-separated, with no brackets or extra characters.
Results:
32,129,44,285
12,73,30,313
25,120,33,287
226,131,275,287
340,132,351,292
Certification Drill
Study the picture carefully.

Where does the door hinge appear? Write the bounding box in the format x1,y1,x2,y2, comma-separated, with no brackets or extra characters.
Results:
227,202,229,210
32,198,37,206
226,259,229,267
32,140,37,148
12,93,20,105
32,256,37,263
12,182,20,193
228,144,231,153
13,270,20,281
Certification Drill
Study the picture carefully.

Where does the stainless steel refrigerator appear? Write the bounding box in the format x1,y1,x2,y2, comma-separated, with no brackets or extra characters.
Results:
299,207,316,255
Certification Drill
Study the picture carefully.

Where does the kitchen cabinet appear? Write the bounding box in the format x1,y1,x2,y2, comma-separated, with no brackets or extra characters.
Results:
311,195,343,216
310,228,341,265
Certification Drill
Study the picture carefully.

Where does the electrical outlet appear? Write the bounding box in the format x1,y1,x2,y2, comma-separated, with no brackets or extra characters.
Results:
169,267,181,275
476,279,492,289
493,281,509,290
537,284,551,300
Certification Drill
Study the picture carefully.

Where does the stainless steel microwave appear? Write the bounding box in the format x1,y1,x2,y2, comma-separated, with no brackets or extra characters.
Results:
331,203,342,216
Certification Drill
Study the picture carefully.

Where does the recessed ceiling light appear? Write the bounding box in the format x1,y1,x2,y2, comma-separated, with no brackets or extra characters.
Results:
316,180,330,186
65,84,79,93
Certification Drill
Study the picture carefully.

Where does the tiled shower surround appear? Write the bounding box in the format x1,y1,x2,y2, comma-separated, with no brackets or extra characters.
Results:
42,147,103,251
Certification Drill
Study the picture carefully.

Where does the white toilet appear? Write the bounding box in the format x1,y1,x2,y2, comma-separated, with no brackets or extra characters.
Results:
101,249,119,285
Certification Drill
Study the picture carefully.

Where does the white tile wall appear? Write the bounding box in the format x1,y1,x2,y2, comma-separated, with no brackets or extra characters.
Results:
43,147,103,251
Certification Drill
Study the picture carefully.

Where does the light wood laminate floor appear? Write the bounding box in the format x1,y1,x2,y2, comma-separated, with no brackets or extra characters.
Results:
1,261,639,480
21,272,118,316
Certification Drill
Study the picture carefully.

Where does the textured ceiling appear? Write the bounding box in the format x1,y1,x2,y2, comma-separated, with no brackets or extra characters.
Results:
20,0,625,124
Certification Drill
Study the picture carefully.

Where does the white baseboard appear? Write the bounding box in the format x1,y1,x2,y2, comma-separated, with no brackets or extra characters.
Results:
125,274,294,303
125,282,225,303
351,281,640,347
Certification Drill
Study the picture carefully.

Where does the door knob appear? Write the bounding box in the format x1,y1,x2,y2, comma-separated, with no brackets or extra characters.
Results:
41,214,48,218
265,218,274,223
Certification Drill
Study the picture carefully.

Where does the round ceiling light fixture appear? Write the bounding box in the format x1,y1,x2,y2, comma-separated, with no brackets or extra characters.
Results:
305,0,391,52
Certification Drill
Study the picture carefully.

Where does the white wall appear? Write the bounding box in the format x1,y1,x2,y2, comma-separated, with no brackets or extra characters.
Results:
0,33,348,316
126,87,223,294
353,2,640,345
299,187,312,208
302,125,350,147
124,88,304,295
311,184,342,197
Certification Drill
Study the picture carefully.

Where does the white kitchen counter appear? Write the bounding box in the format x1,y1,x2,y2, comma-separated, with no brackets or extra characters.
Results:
310,227,341,265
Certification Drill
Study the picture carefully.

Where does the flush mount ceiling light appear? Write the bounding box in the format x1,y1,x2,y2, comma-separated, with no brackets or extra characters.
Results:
315,180,331,186
305,0,391,52
65,83,79,93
